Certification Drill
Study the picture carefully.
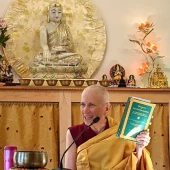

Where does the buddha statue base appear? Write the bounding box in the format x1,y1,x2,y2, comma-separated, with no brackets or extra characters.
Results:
29,61,88,79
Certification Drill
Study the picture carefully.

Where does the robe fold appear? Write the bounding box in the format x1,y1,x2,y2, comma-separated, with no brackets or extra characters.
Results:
76,116,153,170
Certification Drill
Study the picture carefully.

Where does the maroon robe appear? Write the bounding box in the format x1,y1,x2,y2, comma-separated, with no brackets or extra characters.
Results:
69,118,109,147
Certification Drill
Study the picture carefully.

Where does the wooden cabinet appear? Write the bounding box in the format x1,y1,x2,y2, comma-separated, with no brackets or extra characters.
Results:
0,86,170,158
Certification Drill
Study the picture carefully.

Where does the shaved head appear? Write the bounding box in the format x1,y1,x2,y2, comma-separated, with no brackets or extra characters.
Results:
82,85,110,104
80,85,111,126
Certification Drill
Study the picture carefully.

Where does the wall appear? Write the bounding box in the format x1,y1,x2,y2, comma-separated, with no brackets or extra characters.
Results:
1,0,170,87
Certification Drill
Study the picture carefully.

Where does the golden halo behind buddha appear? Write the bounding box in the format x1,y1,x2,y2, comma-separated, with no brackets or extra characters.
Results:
4,0,106,79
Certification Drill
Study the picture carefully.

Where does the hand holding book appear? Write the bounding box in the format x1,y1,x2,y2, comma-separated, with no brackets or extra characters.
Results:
136,131,151,147
116,97,156,142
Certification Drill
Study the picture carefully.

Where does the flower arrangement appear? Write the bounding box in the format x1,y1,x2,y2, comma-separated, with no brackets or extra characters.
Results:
0,18,9,48
129,21,164,84
0,18,13,83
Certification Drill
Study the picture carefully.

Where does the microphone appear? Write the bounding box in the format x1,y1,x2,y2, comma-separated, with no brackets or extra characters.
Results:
53,116,100,170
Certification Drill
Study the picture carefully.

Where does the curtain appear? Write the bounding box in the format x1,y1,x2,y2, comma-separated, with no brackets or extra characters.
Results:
0,102,59,170
71,102,169,170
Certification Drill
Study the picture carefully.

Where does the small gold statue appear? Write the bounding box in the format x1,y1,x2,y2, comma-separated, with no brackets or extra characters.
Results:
102,74,108,81
149,64,168,88
128,75,136,86
110,64,125,85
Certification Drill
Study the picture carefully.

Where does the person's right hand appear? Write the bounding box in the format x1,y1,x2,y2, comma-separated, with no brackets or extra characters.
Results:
43,49,51,61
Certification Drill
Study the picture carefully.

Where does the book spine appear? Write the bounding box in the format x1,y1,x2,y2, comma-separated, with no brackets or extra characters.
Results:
116,97,131,138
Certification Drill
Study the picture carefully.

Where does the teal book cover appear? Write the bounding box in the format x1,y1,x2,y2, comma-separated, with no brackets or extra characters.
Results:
116,97,156,142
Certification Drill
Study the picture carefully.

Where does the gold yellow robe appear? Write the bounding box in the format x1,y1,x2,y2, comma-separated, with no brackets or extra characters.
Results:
76,116,153,170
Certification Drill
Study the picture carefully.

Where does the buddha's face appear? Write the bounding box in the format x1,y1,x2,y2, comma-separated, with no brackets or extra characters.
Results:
49,6,62,23
116,65,120,71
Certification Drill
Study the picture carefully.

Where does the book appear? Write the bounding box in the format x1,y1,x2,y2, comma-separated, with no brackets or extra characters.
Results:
116,96,156,142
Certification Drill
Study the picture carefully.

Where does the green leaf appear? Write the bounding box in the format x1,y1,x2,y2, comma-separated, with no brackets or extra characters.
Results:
2,43,6,48
0,30,10,47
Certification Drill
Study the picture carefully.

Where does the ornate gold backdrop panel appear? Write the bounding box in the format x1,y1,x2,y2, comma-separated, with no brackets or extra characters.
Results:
0,102,59,170
71,103,169,170
4,0,106,78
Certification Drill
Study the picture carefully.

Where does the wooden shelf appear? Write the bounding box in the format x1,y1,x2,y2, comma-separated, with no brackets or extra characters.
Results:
0,85,170,92
0,85,169,158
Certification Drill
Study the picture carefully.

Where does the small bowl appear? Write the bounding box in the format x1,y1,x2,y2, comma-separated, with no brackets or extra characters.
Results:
19,79,31,86
99,80,110,87
86,80,98,86
33,79,44,86
59,79,72,86
73,80,85,86
46,79,58,86
13,151,48,168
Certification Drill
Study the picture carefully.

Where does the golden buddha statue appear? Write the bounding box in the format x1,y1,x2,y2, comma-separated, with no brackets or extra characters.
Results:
113,64,122,81
128,75,136,86
29,1,88,78
149,64,168,88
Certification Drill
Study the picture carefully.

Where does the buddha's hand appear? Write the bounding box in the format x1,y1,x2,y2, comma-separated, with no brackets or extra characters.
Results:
43,49,51,61
136,131,150,151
